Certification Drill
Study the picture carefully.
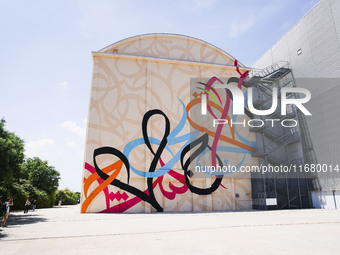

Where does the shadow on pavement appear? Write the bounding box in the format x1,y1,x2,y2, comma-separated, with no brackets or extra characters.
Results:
0,228,8,239
6,214,47,227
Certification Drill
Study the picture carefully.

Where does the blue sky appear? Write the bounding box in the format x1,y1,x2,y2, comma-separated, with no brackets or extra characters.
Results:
0,0,319,192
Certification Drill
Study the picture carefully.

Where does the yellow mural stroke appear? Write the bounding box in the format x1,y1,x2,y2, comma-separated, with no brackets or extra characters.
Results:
81,160,123,213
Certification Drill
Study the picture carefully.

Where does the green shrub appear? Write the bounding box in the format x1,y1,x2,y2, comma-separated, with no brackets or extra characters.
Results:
0,185,10,202
0,186,10,217
6,182,28,211
49,192,56,207
19,179,51,208
35,189,50,208
55,189,78,205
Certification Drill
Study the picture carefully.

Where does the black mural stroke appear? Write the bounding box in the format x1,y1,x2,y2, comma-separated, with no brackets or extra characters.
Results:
180,133,223,195
142,109,171,212
93,110,226,212
93,109,171,212
93,147,157,208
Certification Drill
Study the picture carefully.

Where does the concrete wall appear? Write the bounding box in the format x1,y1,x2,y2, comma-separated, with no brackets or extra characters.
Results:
253,0,340,208
81,34,258,213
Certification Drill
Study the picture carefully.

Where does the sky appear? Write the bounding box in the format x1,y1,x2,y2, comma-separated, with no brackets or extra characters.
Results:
0,0,320,192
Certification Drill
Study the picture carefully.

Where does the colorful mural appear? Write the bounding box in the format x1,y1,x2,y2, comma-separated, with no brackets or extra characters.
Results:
81,34,258,213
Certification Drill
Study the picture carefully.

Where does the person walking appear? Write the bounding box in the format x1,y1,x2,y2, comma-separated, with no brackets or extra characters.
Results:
32,200,37,211
2,198,14,227
24,199,30,214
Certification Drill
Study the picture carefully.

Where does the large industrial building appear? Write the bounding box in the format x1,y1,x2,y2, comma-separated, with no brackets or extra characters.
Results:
253,0,340,209
81,33,258,213
81,0,339,212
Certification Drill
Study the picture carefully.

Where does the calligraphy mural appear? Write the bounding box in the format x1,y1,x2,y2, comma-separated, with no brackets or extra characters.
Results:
81,34,258,213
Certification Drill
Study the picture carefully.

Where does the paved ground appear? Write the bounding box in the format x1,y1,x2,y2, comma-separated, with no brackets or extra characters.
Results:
0,205,339,255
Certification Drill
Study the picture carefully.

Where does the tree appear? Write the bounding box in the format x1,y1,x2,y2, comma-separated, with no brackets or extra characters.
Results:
0,119,61,208
21,157,60,194
20,179,51,208
0,118,25,184
56,189,78,205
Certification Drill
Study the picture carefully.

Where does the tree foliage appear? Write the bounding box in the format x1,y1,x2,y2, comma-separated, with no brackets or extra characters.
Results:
21,157,60,194
0,118,65,209
56,189,80,205
20,179,51,208
0,119,25,184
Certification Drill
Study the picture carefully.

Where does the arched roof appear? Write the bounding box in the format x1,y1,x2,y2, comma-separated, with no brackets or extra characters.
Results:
99,33,246,67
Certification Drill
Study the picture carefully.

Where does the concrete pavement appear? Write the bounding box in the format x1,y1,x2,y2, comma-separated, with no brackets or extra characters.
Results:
0,205,340,254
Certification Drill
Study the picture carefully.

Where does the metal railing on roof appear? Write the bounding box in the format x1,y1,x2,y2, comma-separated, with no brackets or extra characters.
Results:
248,61,290,79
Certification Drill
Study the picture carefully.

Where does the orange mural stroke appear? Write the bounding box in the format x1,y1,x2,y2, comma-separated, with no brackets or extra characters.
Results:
81,160,123,213
83,163,120,199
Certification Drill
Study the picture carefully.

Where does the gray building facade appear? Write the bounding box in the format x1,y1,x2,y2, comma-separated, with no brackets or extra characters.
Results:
253,0,340,209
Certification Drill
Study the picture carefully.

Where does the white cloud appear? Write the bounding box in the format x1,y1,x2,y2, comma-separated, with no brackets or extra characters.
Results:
59,81,68,88
193,0,216,10
61,121,86,138
25,138,55,158
230,16,254,38
66,140,76,148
